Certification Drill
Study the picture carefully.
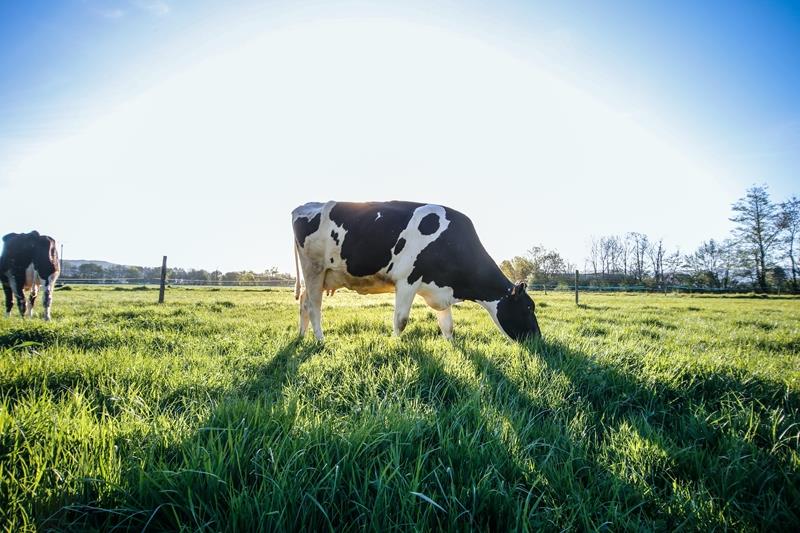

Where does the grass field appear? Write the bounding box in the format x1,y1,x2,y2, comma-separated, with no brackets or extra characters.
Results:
1,287,799,531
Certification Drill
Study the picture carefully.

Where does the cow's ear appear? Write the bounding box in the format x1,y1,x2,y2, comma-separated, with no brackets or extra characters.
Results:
511,282,526,297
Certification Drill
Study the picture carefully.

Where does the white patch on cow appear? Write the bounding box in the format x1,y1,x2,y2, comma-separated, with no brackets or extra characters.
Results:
387,204,450,284
418,280,459,311
477,299,511,340
292,202,325,222
375,211,382,221
324,220,348,276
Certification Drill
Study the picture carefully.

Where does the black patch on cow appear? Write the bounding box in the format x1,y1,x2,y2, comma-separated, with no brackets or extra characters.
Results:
292,213,321,248
386,262,393,273
393,238,406,255
407,207,511,302
330,258,334,263
418,213,440,235
329,201,420,277
330,230,339,245
497,290,540,340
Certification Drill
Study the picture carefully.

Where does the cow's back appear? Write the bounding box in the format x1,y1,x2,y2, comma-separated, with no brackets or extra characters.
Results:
292,200,505,300
1,232,59,280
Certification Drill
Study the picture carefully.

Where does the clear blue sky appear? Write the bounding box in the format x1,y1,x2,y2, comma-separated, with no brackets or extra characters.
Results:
1,0,798,272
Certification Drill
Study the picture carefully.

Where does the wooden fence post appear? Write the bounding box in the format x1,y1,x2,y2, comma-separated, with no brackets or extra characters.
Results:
159,256,167,304
575,269,579,305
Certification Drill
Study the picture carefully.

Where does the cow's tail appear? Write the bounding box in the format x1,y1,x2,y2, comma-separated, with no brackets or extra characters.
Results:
293,239,302,300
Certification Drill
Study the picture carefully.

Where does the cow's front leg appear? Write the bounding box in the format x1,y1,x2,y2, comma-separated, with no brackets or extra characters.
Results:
437,307,454,340
393,283,416,336
2,283,12,318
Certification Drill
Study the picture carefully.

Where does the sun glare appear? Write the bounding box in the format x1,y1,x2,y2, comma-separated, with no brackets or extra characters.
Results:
7,16,723,271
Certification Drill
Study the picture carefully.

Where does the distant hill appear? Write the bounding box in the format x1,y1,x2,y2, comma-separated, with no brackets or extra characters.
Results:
63,259,125,270
59,259,293,282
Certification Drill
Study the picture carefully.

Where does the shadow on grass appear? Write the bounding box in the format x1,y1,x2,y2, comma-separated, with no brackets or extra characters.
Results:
452,338,660,530
242,337,324,399
516,337,800,529
36,330,800,531
43,336,321,530
45,334,551,531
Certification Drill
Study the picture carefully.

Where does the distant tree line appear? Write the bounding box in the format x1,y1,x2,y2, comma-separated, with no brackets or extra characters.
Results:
63,263,294,284
501,185,799,292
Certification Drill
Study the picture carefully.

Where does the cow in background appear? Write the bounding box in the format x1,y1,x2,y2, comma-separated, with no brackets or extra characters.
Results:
1,231,60,320
292,201,541,342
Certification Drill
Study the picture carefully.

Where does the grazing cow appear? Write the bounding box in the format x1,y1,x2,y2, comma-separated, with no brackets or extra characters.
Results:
292,201,541,341
1,231,60,320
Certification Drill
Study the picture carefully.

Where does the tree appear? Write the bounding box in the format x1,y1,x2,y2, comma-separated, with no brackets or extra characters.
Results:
222,271,241,282
628,232,650,281
718,239,739,289
621,233,633,275
527,246,572,283
605,236,625,273
78,263,105,279
647,239,665,287
779,196,799,290
499,256,535,283
663,249,683,286
124,266,143,279
687,239,727,287
588,237,601,275
766,266,787,292
730,185,782,292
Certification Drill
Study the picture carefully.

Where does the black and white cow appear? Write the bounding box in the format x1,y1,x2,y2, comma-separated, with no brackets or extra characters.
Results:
1,231,60,320
292,201,540,341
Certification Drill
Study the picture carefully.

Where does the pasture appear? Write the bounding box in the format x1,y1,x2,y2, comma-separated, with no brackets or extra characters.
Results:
1,287,799,531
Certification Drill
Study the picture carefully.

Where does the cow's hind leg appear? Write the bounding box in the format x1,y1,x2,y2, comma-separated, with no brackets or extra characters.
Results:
437,307,454,340
43,274,57,321
298,289,310,337
2,282,12,318
9,273,26,318
393,282,416,336
304,272,325,341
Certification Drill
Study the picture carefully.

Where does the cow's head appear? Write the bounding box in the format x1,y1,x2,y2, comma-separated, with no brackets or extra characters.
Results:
497,282,541,341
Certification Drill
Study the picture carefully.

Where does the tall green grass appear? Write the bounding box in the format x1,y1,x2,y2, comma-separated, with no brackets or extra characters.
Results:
1,287,798,531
